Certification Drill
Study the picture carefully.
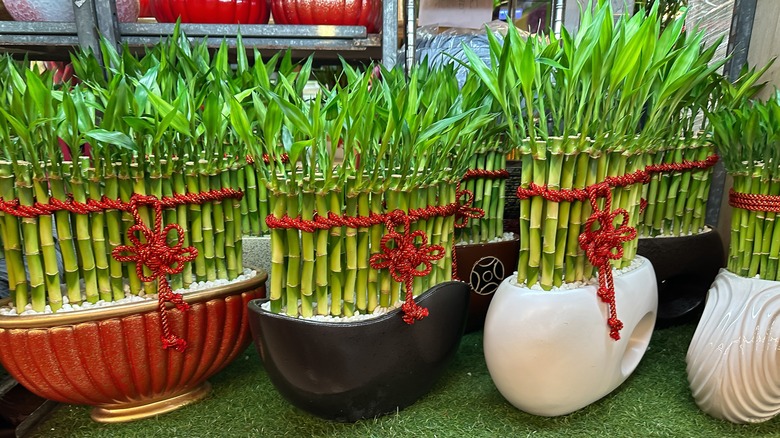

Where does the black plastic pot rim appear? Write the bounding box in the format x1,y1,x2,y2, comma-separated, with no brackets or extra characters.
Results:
247,281,462,328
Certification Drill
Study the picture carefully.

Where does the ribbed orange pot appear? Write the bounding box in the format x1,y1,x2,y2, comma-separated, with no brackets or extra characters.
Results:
0,272,266,423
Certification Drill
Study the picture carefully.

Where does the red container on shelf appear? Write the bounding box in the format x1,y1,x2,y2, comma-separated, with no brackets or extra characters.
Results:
139,0,153,17
150,0,271,24
271,0,382,33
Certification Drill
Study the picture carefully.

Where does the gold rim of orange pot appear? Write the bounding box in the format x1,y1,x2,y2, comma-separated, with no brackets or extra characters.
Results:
0,269,267,329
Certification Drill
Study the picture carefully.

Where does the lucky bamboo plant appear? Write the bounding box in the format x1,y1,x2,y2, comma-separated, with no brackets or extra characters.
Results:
230,60,491,318
463,1,729,290
454,68,513,245
0,33,255,313
709,91,780,280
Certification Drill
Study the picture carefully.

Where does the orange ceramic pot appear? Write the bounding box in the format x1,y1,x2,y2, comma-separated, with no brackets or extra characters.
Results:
0,271,267,423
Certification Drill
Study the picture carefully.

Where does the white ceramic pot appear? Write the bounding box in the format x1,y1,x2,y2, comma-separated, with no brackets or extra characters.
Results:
242,235,272,282
686,269,780,424
483,256,658,416
3,0,139,22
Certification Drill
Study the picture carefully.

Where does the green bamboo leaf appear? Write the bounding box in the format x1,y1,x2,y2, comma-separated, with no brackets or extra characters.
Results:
272,94,312,137
144,87,192,136
86,129,137,150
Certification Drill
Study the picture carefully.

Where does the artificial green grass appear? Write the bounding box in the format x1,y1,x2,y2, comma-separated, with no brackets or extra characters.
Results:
30,323,780,437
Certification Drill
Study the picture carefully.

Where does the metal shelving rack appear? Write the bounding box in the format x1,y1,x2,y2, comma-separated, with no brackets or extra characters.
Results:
0,0,399,66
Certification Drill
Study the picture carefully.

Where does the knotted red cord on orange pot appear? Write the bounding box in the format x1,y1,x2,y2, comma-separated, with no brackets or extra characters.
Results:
112,195,198,352
578,183,637,341
369,212,445,324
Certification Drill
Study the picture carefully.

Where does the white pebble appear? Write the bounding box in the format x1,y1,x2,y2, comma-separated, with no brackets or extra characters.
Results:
0,269,258,316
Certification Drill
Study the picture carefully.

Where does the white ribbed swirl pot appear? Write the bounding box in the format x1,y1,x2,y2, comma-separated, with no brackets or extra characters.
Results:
686,269,780,424
483,256,658,416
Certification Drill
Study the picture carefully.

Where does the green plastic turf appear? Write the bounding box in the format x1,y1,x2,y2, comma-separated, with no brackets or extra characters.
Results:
30,323,780,437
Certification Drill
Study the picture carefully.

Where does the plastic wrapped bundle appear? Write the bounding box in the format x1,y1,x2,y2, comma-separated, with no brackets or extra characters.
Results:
410,23,513,86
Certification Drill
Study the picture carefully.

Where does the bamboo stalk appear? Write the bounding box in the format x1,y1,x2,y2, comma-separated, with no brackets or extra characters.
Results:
0,163,27,311
356,190,370,312
565,151,589,283
269,189,286,314
160,161,182,291
343,186,358,316
541,140,563,290
517,153,533,284
245,163,260,236
368,192,383,312
300,190,315,317
172,167,193,287
69,161,99,303
104,163,125,300
118,161,142,295
328,189,344,315
315,188,330,315
32,166,62,311
199,161,217,281
210,165,228,280
131,162,154,296
86,166,112,302
220,163,238,279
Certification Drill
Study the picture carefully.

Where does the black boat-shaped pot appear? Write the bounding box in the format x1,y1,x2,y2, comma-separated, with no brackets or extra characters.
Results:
247,281,470,422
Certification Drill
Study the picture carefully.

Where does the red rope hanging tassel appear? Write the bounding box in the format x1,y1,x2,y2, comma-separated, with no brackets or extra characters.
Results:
369,212,445,324
577,183,637,341
112,195,198,352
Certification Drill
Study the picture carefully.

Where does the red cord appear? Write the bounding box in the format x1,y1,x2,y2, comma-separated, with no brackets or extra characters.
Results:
0,188,243,218
729,189,780,212
462,168,510,181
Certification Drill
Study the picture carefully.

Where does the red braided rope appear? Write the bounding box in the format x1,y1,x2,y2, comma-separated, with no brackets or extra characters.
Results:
462,168,510,181
261,153,290,164
112,195,200,352
266,200,462,232
514,155,717,340
645,154,719,174
0,188,243,219
729,189,780,213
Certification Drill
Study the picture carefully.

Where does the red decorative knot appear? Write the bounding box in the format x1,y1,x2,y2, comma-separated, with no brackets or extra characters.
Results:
639,198,648,214
369,212,444,324
261,153,290,164
454,186,485,229
729,189,780,213
462,168,510,181
578,185,637,340
245,154,255,165
113,195,198,352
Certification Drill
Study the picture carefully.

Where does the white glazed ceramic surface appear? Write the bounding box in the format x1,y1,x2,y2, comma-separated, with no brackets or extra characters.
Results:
242,235,272,283
3,0,139,22
686,269,780,424
483,256,658,416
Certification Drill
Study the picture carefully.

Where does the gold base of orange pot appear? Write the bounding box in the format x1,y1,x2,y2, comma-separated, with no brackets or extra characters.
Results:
0,271,267,423
91,382,211,423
